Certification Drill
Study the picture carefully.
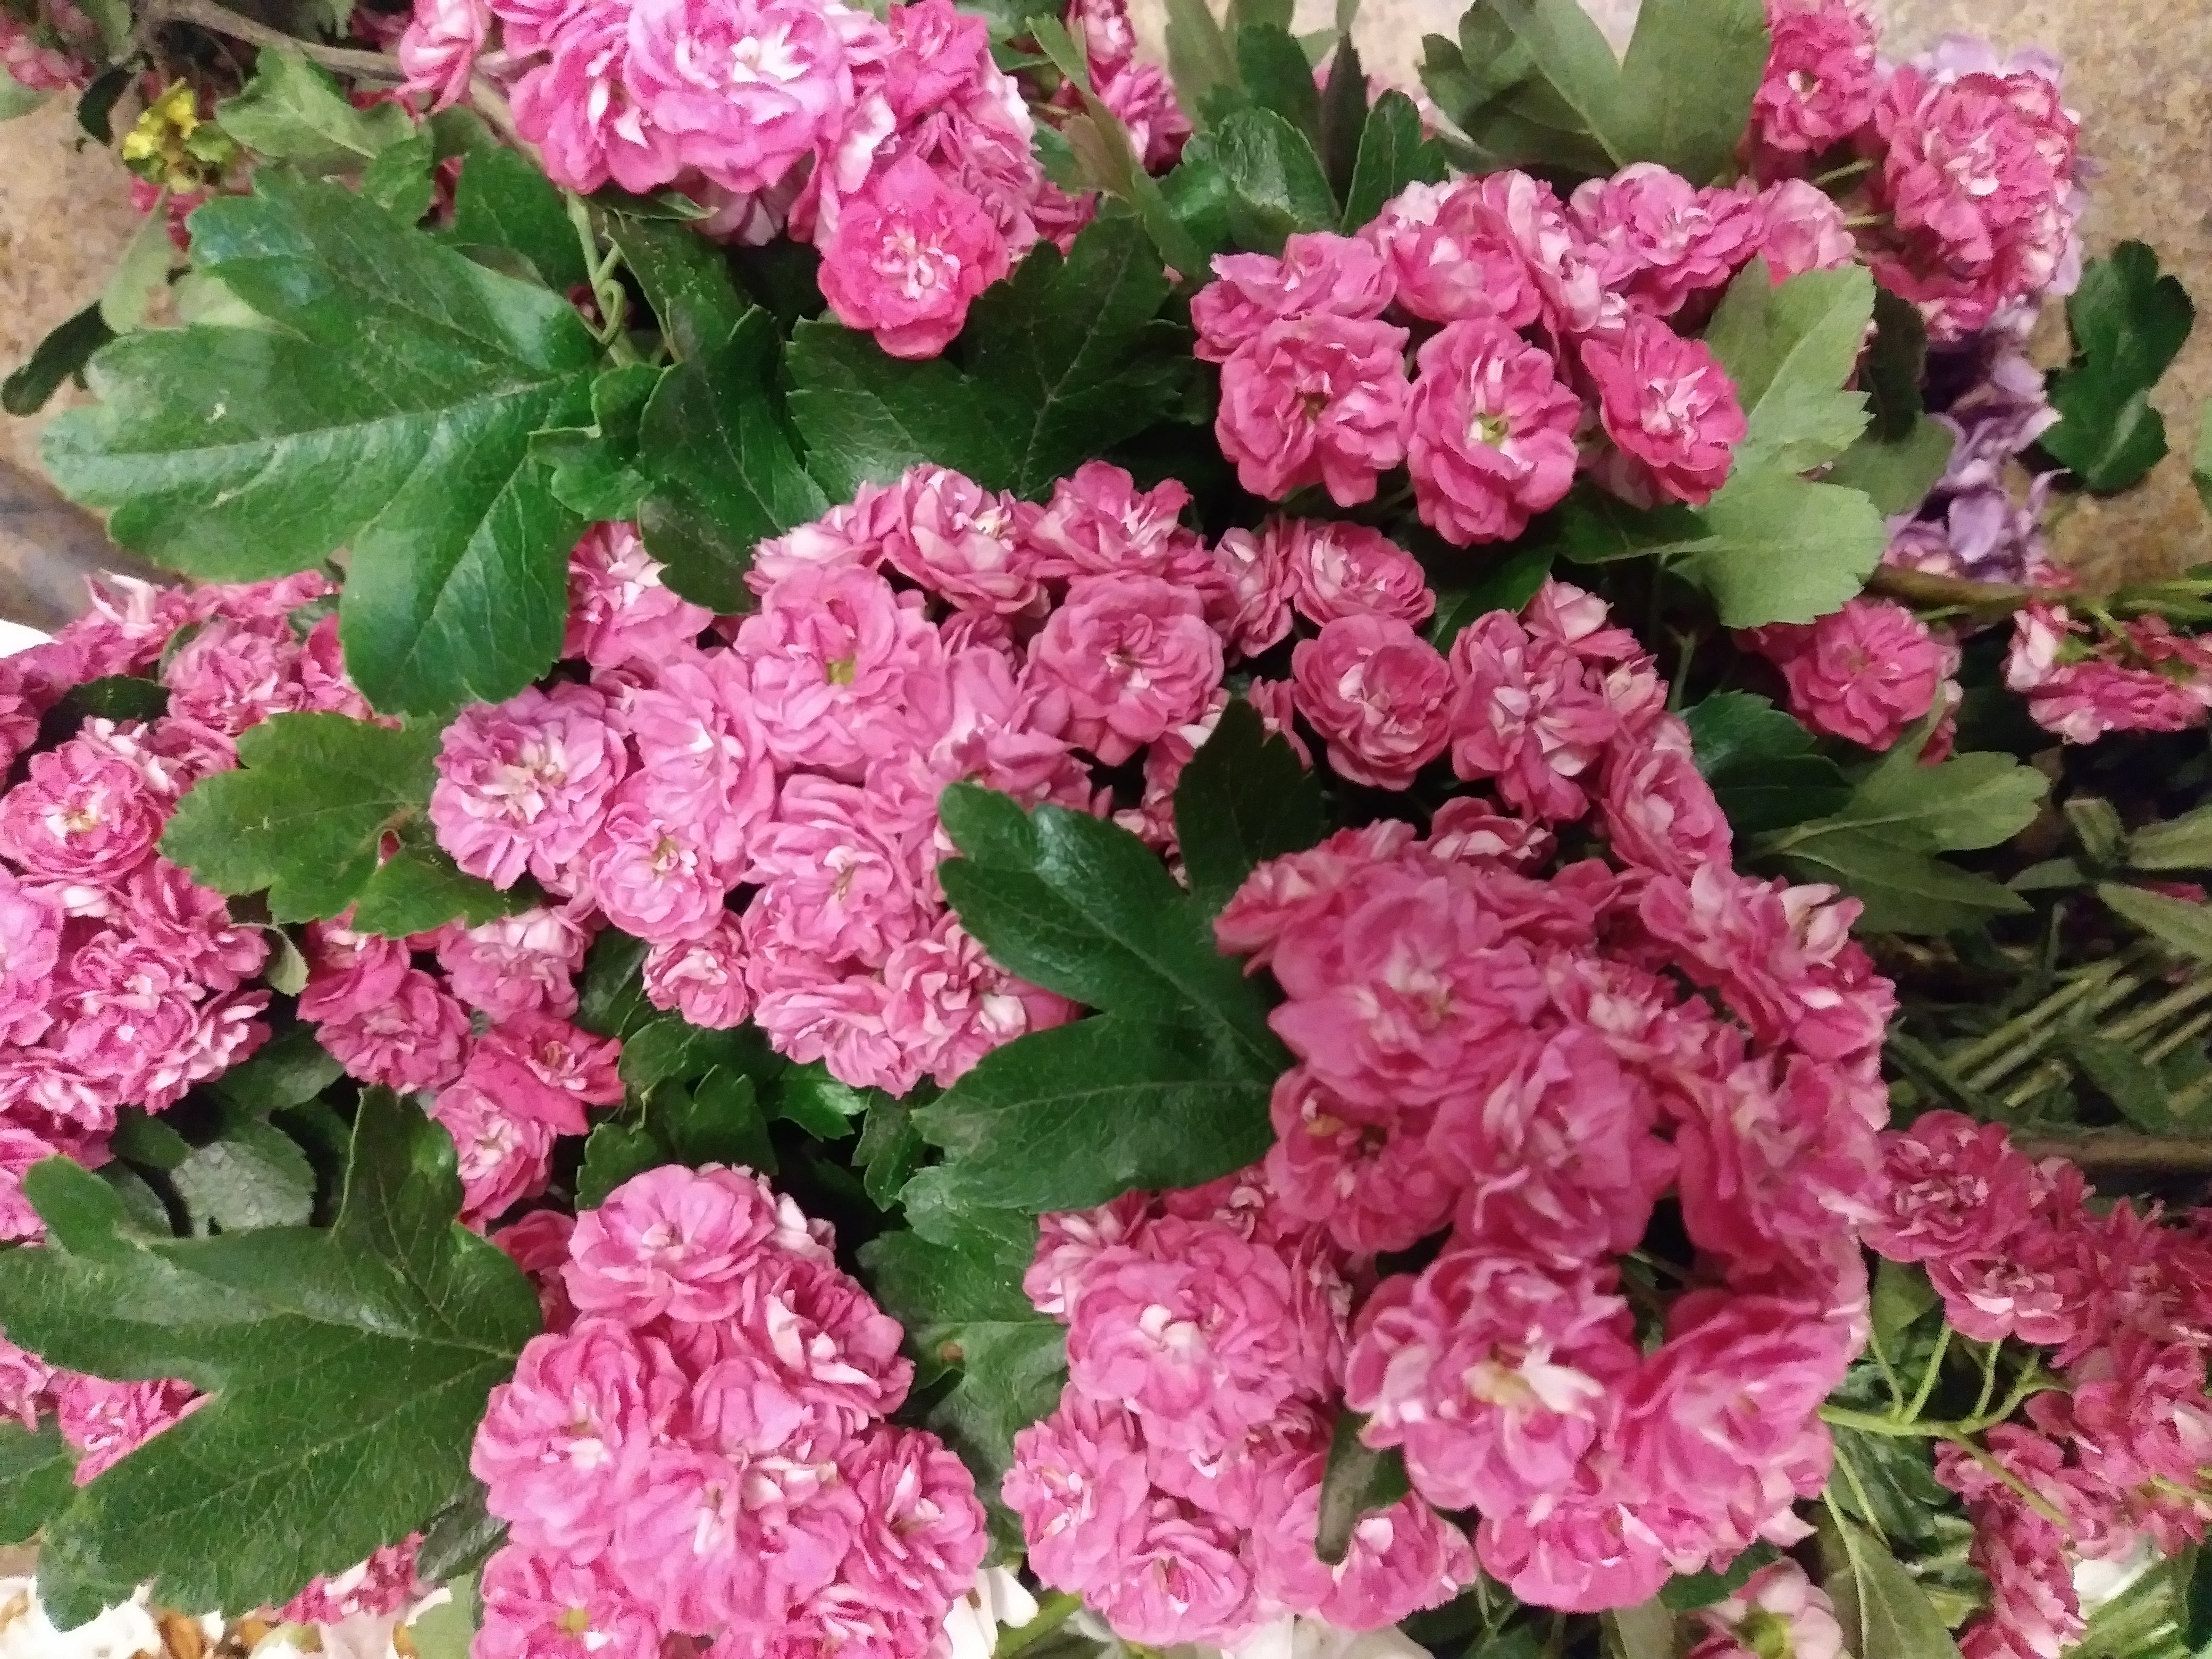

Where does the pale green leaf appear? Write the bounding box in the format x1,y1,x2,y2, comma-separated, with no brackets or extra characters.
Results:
1825,417,1956,516
2099,883,2212,962
1484,0,1622,161
1703,260,1875,473
1677,472,1887,628
1612,0,1767,184
1824,1516,1967,1659
214,50,414,170
2129,802,2212,871
98,199,177,334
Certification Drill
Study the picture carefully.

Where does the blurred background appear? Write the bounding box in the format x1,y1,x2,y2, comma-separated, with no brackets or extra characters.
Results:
1,0,2208,601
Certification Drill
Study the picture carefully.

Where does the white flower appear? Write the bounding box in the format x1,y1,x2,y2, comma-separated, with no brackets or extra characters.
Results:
940,1568,1041,1659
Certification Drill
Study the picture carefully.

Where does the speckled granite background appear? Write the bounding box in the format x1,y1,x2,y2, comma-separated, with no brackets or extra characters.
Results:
1,0,2208,581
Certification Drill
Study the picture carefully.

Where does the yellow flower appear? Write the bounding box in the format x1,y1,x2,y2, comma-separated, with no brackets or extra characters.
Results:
120,81,237,189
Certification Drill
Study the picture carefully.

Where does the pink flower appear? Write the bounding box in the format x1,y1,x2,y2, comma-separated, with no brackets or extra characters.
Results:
1742,599,1954,750
1209,526,1296,658
734,565,945,775
472,1318,689,1560
1406,319,1582,544
1084,1497,1263,1649
835,1426,988,1620
430,684,629,891
642,914,752,1029
1024,574,1224,765
1756,180,1857,281
1926,1228,2091,1350
476,1547,662,1659
0,1336,53,1431
316,967,472,1091
878,0,992,122
0,736,165,891
1264,1067,1452,1254
495,1210,579,1334
1863,1111,2040,1264
279,1540,424,1625
437,903,593,1021
0,1124,64,1242
2005,605,2212,743
508,13,680,197
463,1012,623,1137
1249,1447,1475,1628
431,1079,556,1225
745,774,934,968
1448,611,1629,822
1364,178,1544,328
1599,718,1733,881
624,0,856,194
1097,58,1189,170
1752,0,1880,153
1215,315,1412,506
397,0,487,109
1569,165,1764,316
882,914,1072,1087
1191,232,1395,362
751,482,903,592
706,1250,911,1429
564,523,714,673
1345,1248,1638,1513
580,777,733,946
0,867,62,1045
1277,520,1434,628
1581,316,1745,506
1692,1562,1847,1659
882,467,1040,612
1289,616,1453,790
120,859,268,996
1004,1391,1154,1593
299,918,411,1024
1017,462,1209,585
565,1164,809,1325
160,615,306,739
627,648,778,869
55,1373,198,1485
1476,1482,1671,1613
748,953,909,1092
818,156,1009,358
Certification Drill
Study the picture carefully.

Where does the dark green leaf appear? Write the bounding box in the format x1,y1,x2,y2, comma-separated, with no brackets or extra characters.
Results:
454,147,590,291
633,311,827,610
2065,1027,2174,1133
58,675,168,723
2099,883,2212,963
604,208,750,359
77,66,130,144
2045,241,2196,492
1823,1516,1967,1659
1863,287,1931,442
1340,89,1448,231
1315,32,1367,205
170,1113,316,1233
0,1421,76,1547
653,1071,776,1174
905,1015,1274,1225
212,1024,345,1116
575,929,654,1040
1848,742,2049,853
1426,543,1554,648
111,1110,192,1172
2183,1548,2212,1653
1235,23,1322,141
773,1063,874,1139
3,303,113,417
1611,0,1766,184
44,173,596,715
416,1489,505,1584
1314,1413,1411,1566
1541,486,1711,565
97,1166,173,1236
786,321,1017,499
937,784,1284,1067
1683,691,1851,835
1172,699,1326,912
214,49,413,170
160,713,517,933
618,1013,782,1091
1824,417,1956,517
2196,402,2212,516
543,364,663,522
1184,106,1338,252
1661,1549,1774,1612
576,1122,668,1208
0,1094,540,1624
856,1095,926,1209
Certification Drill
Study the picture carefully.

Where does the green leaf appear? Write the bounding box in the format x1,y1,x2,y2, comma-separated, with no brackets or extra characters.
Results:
59,674,169,724
362,132,436,223
213,50,413,170
1483,0,1622,161
653,1071,776,1174
111,1109,192,1172
858,1211,1067,1490
160,712,518,933
2044,241,2196,492
1610,0,1767,185
1172,699,1326,913
633,311,827,610
2065,1026,2175,1133
1184,106,1338,253
1427,544,1554,648
1162,0,1238,127
1848,741,2049,853
1540,487,1711,565
576,1122,668,1208
453,148,590,291
0,1420,75,1544
213,1025,346,1116
1870,1258,1938,1353
1683,691,1851,835
416,1489,505,1583
0,67,49,121
773,1063,874,1139
576,929,655,1041
2127,802,2212,872
906,1014,1275,1224
1605,1598,1680,1659
1661,1549,1773,1613
1235,23,1323,141
0,1093,540,1624
2195,403,2212,516
542,362,661,522
786,321,1017,498
618,1013,782,1091
855,1095,926,1209
1677,472,1888,629
170,1112,316,1233
604,208,750,360
1823,1516,1967,1659
1341,89,1448,231
2099,883,2212,963
99,199,177,334
1315,31,1367,205
936,783,1285,1067
44,173,596,716
409,1573,478,1659
1703,261,1874,474
1863,287,1931,443
1314,1413,1411,1566
3,302,113,417
1825,417,1956,517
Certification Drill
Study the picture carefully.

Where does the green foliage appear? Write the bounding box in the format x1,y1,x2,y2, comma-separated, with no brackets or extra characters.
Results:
169,1108,317,1233
1677,472,1889,628
1704,261,1874,474
2099,883,2212,962
1752,726,2047,934
44,173,596,715
1606,1598,1681,1659
787,211,1188,500
1862,287,1931,443
1428,543,1555,647
602,208,750,359
1314,1413,1411,1565
1172,700,1327,912
3,302,112,417
1683,691,1853,834
0,1093,540,1624
99,203,178,333
213,50,413,172
2127,802,2212,872
453,148,590,291
632,311,826,610
1180,106,1337,253
1162,0,1239,127
2196,403,2212,515
1827,417,1957,516
160,713,523,936
774,1065,876,1140
1340,89,1448,231
576,1122,670,1208
2044,241,2195,492
0,1421,76,1547
210,1026,346,1115
1822,1514,1971,1659
1234,23,1323,141
1608,0,1768,187
539,363,660,522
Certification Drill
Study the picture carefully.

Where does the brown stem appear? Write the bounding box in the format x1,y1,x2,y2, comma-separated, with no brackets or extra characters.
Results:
1865,566,2065,616
2014,1133,2212,1172
139,0,404,78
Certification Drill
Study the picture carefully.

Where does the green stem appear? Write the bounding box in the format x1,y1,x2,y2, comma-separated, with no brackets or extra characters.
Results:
1946,952,2137,1074
995,1593,1083,1659
1971,1340,2002,1421
1946,1437,2071,1529
1814,157,1875,189
1825,1490,1872,1655
1831,1437,1889,1548
1843,212,1890,230
1864,1318,1906,1417
1903,1323,1952,1423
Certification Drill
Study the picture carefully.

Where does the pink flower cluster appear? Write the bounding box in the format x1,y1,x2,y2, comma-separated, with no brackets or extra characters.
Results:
1055,0,1188,171
1191,580,1897,1612
1741,597,1962,752
2004,602,2212,745
0,0,96,93
1195,168,1850,527
1006,1169,1476,1648
471,1165,987,1659
408,0,1084,359
0,1336,199,1487
1867,1113,2212,1659
0,572,390,1231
